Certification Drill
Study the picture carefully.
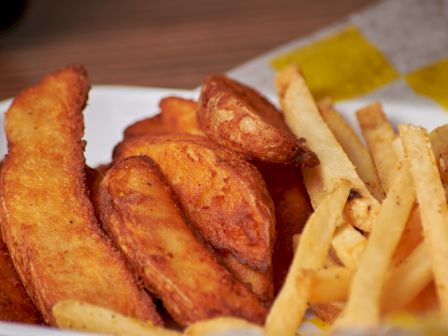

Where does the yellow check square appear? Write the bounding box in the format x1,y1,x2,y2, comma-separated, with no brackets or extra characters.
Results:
271,26,399,101
405,59,448,111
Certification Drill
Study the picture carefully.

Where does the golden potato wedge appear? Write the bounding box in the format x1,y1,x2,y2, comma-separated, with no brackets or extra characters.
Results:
114,134,275,272
197,74,319,166
160,97,205,136
255,162,313,294
0,66,161,325
216,251,273,306
124,114,168,138
99,156,267,326
0,235,42,324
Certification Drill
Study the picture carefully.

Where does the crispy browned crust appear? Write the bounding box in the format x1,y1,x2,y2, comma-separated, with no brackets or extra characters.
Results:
197,75,319,166
255,162,313,294
0,66,161,325
114,134,275,272
124,114,169,139
216,251,273,307
99,156,267,326
309,303,343,324
160,97,205,136
0,235,42,324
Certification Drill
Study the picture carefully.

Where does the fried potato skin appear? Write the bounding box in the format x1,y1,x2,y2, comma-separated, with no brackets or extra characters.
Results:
216,251,273,306
197,75,318,166
124,114,169,139
0,66,161,325
99,156,267,326
0,236,42,324
255,162,313,294
114,134,275,272
160,97,205,136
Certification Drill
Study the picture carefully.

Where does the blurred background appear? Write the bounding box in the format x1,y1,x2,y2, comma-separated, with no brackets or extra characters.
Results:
0,0,375,100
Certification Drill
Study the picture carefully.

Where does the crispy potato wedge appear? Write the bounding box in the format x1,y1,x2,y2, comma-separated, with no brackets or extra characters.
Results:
0,235,42,324
216,251,273,306
255,162,313,294
198,74,318,166
114,134,275,272
53,300,180,336
0,66,161,325
160,97,205,136
99,156,267,326
124,114,168,138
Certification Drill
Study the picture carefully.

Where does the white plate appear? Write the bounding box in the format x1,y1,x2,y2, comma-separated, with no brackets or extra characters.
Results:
0,85,446,336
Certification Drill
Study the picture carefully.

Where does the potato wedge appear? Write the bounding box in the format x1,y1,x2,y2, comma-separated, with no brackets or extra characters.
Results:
0,66,161,325
275,65,379,233
255,162,313,293
114,134,275,272
124,114,168,138
99,156,267,326
160,97,205,136
0,235,42,323
198,74,318,166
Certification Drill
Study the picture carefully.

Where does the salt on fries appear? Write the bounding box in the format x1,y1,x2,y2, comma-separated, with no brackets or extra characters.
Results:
335,166,415,328
276,65,379,233
319,99,384,201
265,179,351,336
400,125,448,318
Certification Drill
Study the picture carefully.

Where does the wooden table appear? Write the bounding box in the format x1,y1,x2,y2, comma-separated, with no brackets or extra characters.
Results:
0,0,375,100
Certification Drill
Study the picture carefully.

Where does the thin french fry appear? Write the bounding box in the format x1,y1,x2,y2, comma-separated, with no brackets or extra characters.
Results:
53,300,180,336
265,179,351,336
383,243,432,312
430,124,448,197
276,65,379,232
319,100,384,201
356,102,399,193
331,222,367,270
400,124,448,318
309,267,353,303
184,317,263,336
335,167,415,328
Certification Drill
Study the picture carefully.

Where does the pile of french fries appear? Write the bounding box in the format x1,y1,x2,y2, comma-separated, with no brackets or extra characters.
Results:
2,63,448,336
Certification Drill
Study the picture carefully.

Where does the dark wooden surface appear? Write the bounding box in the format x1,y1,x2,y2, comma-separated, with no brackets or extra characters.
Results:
0,0,376,100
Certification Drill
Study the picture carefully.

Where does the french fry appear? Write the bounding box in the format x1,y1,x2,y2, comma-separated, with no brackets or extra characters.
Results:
383,243,432,312
309,267,353,303
429,124,448,196
356,102,399,193
265,179,351,336
400,124,448,318
53,300,180,336
331,222,367,269
319,100,384,201
335,167,415,328
184,317,263,336
276,65,379,233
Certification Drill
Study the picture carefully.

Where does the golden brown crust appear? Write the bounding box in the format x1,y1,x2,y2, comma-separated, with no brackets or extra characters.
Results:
99,156,267,326
0,66,161,325
124,114,169,139
197,75,319,166
0,235,42,324
216,251,273,307
255,162,313,294
113,133,275,272
160,97,205,136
